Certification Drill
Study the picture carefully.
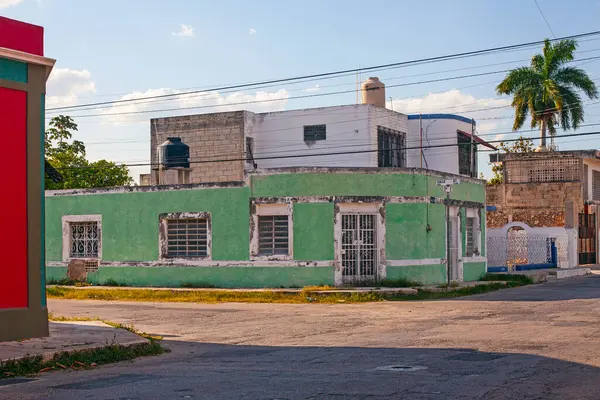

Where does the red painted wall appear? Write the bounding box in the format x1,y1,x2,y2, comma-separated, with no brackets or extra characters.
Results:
0,88,28,308
0,16,43,56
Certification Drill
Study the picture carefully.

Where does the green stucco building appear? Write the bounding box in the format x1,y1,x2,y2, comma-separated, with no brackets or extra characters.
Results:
45,168,486,288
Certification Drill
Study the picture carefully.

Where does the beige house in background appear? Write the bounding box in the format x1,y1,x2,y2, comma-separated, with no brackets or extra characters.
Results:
486,150,600,268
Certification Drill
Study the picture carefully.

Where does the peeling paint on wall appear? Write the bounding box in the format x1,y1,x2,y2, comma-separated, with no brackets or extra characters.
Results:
46,170,486,287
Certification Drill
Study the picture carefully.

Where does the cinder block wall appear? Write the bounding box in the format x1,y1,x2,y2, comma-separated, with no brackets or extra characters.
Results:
486,182,583,228
150,112,246,184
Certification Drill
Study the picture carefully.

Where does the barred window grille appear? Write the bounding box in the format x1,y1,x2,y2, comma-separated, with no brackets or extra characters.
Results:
466,217,476,257
69,222,100,258
377,126,406,167
166,218,208,258
457,132,477,177
303,125,326,141
258,215,289,255
584,164,589,200
593,170,600,201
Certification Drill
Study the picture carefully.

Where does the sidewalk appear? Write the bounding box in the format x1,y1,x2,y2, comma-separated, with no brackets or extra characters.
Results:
490,267,591,282
0,321,148,362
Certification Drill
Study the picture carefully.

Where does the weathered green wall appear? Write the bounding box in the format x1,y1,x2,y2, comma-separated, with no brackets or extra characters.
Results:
293,203,334,261
463,262,486,281
426,178,484,203
386,265,447,285
47,266,334,288
45,187,251,261
46,267,67,282
251,173,485,202
0,58,27,83
45,172,485,287
386,203,446,260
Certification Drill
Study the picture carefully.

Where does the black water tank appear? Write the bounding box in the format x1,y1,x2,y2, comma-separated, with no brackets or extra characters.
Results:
158,137,190,168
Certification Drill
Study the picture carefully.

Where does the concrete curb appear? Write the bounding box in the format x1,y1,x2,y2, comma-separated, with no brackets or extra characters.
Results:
0,321,149,363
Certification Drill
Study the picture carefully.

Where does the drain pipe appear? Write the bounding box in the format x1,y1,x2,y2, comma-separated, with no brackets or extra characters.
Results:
446,190,451,284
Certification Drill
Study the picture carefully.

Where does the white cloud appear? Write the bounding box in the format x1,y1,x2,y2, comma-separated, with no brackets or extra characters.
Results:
46,68,96,108
0,0,24,8
249,28,257,35
387,89,512,134
302,84,320,93
100,88,290,125
388,89,509,115
172,24,194,37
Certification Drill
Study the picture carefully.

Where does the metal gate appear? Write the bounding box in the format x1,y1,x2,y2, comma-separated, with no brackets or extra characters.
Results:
341,214,378,284
578,212,596,265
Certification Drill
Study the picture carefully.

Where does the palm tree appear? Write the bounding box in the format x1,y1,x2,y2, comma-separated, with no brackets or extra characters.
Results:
497,39,598,151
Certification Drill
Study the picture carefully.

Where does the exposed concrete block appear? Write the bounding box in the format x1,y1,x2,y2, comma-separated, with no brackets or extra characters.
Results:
67,259,87,282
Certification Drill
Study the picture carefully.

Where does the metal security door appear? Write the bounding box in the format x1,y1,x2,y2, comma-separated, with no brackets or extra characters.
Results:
578,212,596,265
341,214,378,284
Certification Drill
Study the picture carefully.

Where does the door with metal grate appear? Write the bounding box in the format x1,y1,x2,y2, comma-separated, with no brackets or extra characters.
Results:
578,212,597,265
341,214,378,284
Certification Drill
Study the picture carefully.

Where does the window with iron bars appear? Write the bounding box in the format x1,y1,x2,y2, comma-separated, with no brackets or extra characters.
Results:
465,217,477,257
166,218,209,258
69,221,100,258
258,215,289,255
457,132,477,177
377,126,406,167
593,170,600,201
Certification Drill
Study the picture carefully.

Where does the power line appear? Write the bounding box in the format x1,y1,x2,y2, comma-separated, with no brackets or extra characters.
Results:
50,49,600,115
46,29,600,113
52,129,600,171
57,98,600,162
49,70,513,119
533,0,557,38
46,55,600,121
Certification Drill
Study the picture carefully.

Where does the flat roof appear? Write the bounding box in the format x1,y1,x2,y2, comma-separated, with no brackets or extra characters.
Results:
490,149,600,163
407,114,475,125
457,129,497,150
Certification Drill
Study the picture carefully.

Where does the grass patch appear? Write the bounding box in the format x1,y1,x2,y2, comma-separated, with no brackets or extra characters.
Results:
179,282,216,289
407,282,510,300
0,341,165,379
46,278,530,304
100,278,127,287
379,278,421,288
302,285,335,291
47,278,91,287
480,273,534,285
438,281,460,289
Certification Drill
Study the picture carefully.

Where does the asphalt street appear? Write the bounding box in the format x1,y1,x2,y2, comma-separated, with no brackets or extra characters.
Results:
2,276,600,399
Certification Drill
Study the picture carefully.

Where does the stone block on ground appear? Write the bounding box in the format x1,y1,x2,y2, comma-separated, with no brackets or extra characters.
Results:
67,259,87,282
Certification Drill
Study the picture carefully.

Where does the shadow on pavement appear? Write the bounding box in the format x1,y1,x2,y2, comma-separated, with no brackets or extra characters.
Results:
460,275,600,302
3,342,600,399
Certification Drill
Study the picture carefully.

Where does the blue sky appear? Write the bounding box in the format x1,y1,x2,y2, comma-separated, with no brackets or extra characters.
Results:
4,0,600,179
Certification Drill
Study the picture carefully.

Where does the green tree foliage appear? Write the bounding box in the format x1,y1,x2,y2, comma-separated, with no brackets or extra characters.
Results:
45,115,132,190
497,39,598,149
488,136,535,184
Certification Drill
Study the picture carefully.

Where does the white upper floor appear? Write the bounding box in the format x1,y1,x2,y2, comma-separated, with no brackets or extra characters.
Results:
245,105,494,177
